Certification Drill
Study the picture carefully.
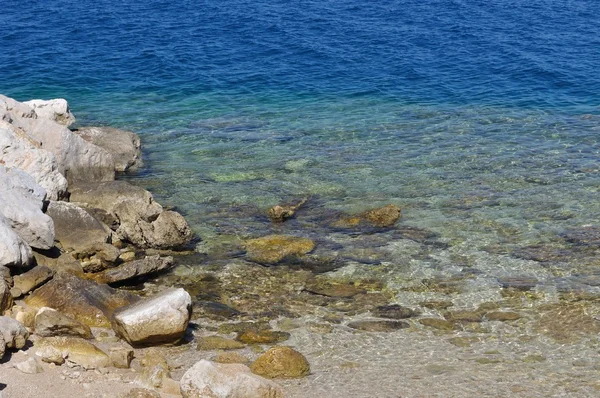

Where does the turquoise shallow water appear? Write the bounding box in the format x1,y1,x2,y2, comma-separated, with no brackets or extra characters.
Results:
2,0,600,298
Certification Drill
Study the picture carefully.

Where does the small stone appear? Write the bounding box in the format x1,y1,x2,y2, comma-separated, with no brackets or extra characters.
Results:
236,330,290,345
485,311,521,322
347,320,410,332
212,352,250,364
250,346,310,379
373,304,420,319
109,346,134,369
15,357,43,374
419,318,457,331
197,335,246,351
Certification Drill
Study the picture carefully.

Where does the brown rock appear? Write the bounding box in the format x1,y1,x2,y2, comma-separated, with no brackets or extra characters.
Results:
347,320,410,332
25,272,138,327
139,349,170,389
236,330,290,345
444,310,484,323
34,307,93,339
362,204,402,227
304,278,365,298
120,388,161,398
35,336,110,369
372,304,420,319
250,346,310,378
419,318,458,331
244,235,315,264
486,311,521,322
94,255,173,284
197,335,245,351
109,346,134,369
12,265,54,297
267,198,307,223
212,352,250,364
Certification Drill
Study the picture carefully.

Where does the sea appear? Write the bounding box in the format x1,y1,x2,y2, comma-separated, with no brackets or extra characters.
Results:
2,0,600,308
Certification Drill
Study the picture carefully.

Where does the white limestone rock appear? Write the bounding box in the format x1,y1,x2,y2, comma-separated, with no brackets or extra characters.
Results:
74,126,142,171
112,288,192,346
24,98,76,127
180,360,285,398
0,214,33,269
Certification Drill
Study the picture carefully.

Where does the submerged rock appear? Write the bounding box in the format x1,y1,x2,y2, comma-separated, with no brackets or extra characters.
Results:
244,235,315,264
0,316,29,351
347,320,410,332
112,288,192,346
74,126,142,172
267,198,307,223
304,278,366,298
333,204,401,229
250,346,310,379
373,304,420,319
197,335,245,351
236,330,290,345
180,359,284,398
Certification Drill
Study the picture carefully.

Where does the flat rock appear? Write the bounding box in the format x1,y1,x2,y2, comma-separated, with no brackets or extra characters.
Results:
46,201,111,254
112,288,192,346
244,235,315,264
12,265,54,296
347,320,410,332
197,335,245,351
25,272,139,327
74,126,142,172
34,307,93,339
0,316,29,350
35,336,110,369
180,359,284,398
94,255,174,284
250,346,310,379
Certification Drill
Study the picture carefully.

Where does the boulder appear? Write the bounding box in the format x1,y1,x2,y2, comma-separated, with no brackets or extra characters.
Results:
180,360,284,398
46,201,112,253
74,126,142,171
0,316,29,350
11,265,54,297
0,101,68,200
250,346,310,379
94,255,174,284
35,336,110,369
0,165,55,249
244,235,315,264
70,181,193,249
112,288,192,346
23,98,76,127
34,307,93,339
0,214,33,269
25,272,139,327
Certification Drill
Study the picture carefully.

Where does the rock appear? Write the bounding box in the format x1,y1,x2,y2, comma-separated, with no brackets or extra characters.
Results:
419,318,457,331
23,98,76,127
78,242,121,273
34,307,92,338
0,117,68,200
347,320,410,332
180,359,284,398
70,181,193,249
74,126,142,171
485,311,521,322
94,255,174,284
112,288,192,346
304,278,365,298
373,304,420,319
267,198,307,223
444,310,484,323
1,266,13,313
250,346,310,379
0,214,33,269
15,357,43,374
334,204,401,229
197,335,245,351
25,272,139,327
46,201,112,254
139,349,170,388
0,165,55,249
12,265,54,297
236,330,290,345
14,306,36,328
0,316,29,350
109,346,134,368
35,336,110,369
244,235,315,264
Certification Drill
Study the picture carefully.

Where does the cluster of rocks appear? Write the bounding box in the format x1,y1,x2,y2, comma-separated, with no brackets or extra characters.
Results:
0,94,312,397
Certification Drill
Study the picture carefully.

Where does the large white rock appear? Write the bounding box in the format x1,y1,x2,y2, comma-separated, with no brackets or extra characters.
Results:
0,119,68,200
74,126,142,171
24,98,76,127
0,165,54,250
180,360,285,398
0,213,33,268
112,288,192,346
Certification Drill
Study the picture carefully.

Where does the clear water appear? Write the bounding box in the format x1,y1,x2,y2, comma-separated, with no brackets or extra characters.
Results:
2,0,600,298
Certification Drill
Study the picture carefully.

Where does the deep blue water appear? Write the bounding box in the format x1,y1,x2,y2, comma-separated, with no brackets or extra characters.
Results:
3,0,600,296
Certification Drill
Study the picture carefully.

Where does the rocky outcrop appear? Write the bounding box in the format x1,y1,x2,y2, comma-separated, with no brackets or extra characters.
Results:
23,98,76,127
74,126,142,171
34,307,93,339
112,288,192,346
0,165,54,250
180,360,285,398
70,181,193,249
25,272,139,327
